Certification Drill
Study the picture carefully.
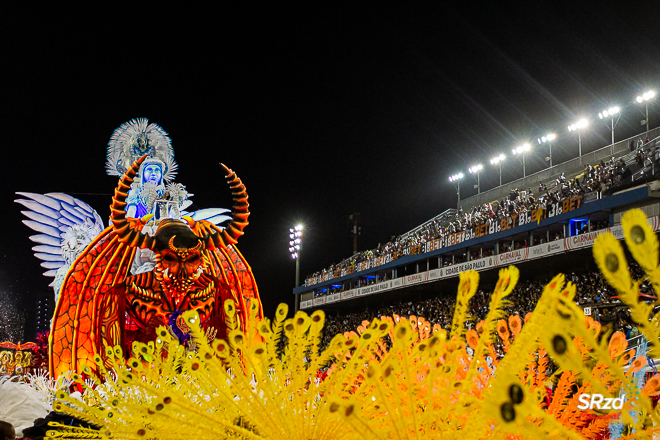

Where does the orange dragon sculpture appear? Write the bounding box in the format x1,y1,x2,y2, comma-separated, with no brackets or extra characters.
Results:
49,155,262,378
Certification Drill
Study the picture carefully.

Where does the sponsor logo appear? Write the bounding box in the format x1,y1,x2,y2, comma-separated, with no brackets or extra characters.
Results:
341,290,356,299
326,293,341,303
360,282,392,296
443,259,489,276
498,249,527,263
444,265,463,276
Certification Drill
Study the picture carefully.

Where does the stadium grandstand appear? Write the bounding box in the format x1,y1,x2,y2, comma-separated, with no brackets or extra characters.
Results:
294,126,660,343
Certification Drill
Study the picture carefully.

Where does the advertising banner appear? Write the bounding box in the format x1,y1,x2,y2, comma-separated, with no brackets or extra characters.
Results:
341,289,356,300
529,240,565,259
359,281,393,296
428,268,442,280
496,248,529,266
313,296,326,306
650,216,660,231
564,231,602,250
441,256,495,277
402,272,430,286
326,293,341,304
609,225,624,240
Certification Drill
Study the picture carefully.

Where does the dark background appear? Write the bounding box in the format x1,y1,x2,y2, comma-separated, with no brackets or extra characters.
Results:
1,2,659,340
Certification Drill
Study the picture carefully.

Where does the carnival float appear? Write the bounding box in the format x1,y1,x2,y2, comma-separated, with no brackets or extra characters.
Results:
15,119,261,378
3,120,660,439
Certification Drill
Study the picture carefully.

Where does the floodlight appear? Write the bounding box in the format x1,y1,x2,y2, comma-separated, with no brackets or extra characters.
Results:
636,91,655,135
449,173,464,182
490,154,505,165
512,143,531,155
568,119,588,131
538,133,556,167
599,107,620,119
637,91,656,102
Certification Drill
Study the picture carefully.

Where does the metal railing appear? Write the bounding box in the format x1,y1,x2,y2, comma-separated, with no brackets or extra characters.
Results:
458,128,660,211
632,138,660,182
401,208,457,239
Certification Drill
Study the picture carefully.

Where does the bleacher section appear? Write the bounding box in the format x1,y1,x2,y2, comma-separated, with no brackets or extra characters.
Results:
301,214,659,309
457,127,659,212
295,129,660,310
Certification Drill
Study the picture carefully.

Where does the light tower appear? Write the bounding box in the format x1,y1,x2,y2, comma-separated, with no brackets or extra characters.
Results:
289,224,303,312
468,164,483,194
537,133,556,168
598,107,620,154
568,119,588,164
636,91,656,138
490,154,506,186
511,143,531,177
448,173,464,210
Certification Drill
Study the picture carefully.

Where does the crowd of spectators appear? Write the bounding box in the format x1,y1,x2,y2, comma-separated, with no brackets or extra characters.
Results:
308,138,658,284
321,265,655,348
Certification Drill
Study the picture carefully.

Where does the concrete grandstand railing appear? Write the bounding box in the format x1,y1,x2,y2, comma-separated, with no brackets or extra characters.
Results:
458,128,660,211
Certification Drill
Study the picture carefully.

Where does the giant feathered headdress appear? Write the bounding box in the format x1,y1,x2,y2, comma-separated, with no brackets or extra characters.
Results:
106,118,178,182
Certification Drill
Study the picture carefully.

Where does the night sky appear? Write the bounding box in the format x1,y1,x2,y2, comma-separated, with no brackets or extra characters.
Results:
1,2,659,339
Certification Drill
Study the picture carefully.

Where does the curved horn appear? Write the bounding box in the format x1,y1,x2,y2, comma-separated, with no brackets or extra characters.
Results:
199,164,250,250
110,154,154,249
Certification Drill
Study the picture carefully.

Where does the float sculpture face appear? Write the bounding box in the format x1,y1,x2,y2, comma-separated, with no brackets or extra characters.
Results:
123,219,220,328
49,155,262,378
156,233,205,304
142,162,163,186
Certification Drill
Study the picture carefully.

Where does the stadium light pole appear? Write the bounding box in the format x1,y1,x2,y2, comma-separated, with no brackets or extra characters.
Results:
537,133,556,168
489,154,505,186
636,91,656,138
598,107,621,154
568,119,588,164
511,143,531,177
289,224,303,312
448,173,464,210
468,164,483,194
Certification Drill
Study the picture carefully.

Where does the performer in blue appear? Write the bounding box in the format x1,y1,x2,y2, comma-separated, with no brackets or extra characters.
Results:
125,158,167,218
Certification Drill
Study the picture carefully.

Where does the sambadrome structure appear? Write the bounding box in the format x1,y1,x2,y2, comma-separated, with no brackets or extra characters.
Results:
16,120,261,378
